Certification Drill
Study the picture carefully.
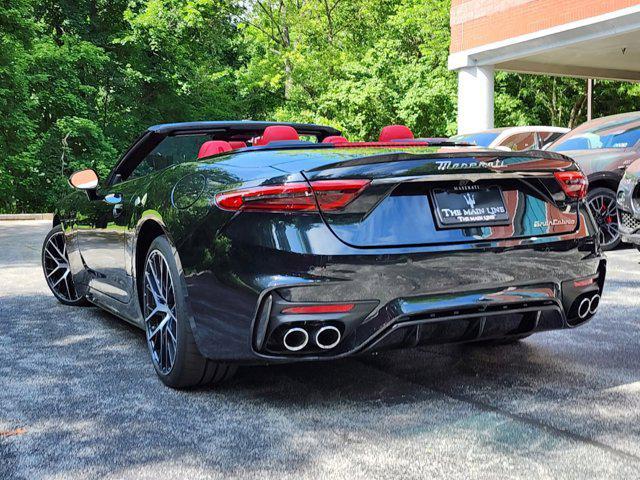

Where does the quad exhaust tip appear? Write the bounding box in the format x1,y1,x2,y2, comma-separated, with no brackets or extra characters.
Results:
283,327,309,351
315,326,341,350
578,297,591,319
589,294,600,315
577,293,601,320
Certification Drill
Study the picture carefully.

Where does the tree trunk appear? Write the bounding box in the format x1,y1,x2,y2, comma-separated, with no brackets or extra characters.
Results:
551,77,557,125
281,20,293,100
568,92,587,129
284,56,293,100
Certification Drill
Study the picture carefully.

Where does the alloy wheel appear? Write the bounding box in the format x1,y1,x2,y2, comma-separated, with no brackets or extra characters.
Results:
587,191,620,250
143,250,178,375
43,231,81,302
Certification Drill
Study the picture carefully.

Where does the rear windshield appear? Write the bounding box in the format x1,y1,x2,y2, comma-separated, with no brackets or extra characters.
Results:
449,132,500,147
550,115,640,151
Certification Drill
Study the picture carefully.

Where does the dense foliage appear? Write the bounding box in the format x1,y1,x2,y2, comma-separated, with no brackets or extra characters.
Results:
1,0,640,212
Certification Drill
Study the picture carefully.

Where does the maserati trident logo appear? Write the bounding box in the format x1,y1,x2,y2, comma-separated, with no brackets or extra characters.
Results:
462,192,476,209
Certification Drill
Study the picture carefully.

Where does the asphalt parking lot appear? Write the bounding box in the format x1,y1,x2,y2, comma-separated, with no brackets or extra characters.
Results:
2,220,640,479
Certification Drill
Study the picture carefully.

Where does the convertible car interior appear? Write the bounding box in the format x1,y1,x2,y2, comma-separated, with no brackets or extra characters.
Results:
195,123,419,159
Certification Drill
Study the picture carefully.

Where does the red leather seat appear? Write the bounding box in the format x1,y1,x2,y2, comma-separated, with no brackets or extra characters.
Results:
259,126,299,145
378,125,414,142
322,136,348,144
198,141,232,158
229,141,247,149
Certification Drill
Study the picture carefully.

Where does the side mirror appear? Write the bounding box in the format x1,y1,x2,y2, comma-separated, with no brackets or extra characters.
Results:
69,169,99,190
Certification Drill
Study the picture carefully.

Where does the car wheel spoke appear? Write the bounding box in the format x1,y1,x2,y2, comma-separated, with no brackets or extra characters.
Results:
49,239,65,261
46,265,62,278
167,323,177,343
63,274,72,298
163,263,170,302
45,247,57,262
50,268,69,288
148,314,170,340
144,271,164,305
148,259,165,303
144,305,162,323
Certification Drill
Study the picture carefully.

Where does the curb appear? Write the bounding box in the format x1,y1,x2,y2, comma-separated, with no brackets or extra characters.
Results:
0,213,53,221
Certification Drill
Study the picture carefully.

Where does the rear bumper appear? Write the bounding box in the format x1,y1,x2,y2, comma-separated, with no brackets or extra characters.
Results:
182,230,605,364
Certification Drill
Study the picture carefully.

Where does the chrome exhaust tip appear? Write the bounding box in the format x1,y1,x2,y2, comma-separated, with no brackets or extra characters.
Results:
578,297,592,319
589,294,600,315
283,327,309,351
315,326,341,350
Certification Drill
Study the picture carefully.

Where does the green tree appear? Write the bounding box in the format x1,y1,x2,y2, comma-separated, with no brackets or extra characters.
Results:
495,73,640,129
3,0,640,214
1,0,246,213
239,0,456,139
0,0,37,212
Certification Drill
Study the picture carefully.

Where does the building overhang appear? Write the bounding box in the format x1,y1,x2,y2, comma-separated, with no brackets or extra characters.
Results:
448,5,640,81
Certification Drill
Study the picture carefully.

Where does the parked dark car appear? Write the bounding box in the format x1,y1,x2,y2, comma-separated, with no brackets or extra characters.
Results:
43,121,606,389
547,111,640,250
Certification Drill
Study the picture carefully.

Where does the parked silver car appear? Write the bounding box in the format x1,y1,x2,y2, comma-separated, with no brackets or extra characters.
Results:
449,126,569,151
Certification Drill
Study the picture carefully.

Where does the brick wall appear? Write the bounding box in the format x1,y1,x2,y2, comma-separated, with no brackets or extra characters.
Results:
450,0,640,53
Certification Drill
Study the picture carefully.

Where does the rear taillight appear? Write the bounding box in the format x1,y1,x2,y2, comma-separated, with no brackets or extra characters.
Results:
574,277,596,287
215,179,370,212
554,171,588,199
281,303,355,314
215,183,313,211
309,180,370,210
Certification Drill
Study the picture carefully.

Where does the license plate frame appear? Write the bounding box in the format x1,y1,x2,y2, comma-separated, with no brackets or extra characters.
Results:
431,186,510,229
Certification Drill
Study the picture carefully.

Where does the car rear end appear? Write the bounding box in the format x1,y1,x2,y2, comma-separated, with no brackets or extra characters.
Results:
181,146,605,363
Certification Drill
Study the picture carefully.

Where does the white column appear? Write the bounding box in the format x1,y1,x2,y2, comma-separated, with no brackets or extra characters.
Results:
456,65,494,134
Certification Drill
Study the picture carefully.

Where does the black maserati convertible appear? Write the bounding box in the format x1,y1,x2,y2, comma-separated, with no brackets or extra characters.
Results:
42,121,606,388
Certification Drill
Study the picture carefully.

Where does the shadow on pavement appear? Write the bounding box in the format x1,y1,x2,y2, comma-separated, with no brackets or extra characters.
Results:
3,289,640,478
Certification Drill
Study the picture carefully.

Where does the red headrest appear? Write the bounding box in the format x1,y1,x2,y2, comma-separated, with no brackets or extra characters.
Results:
322,136,348,144
229,141,247,149
379,125,414,142
261,126,299,144
198,141,232,158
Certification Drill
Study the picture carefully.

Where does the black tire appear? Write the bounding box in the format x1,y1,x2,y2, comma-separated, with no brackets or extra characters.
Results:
41,224,89,306
586,187,621,251
141,235,236,389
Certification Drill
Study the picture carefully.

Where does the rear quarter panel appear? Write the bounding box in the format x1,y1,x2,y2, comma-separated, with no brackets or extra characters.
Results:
561,149,638,179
